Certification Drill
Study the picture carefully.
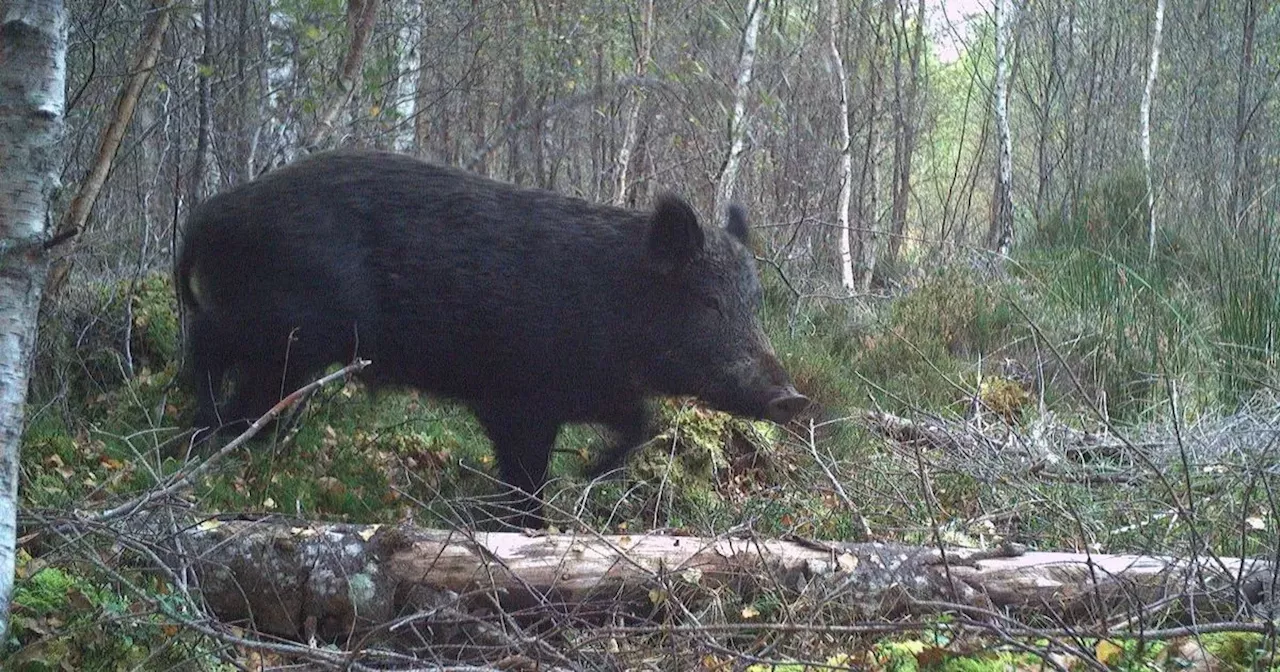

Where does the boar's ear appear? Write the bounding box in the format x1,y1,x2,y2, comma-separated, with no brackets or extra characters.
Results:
726,203,750,244
648,193,705,269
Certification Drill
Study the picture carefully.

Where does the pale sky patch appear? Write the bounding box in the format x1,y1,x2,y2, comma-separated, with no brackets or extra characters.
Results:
928,0,991,64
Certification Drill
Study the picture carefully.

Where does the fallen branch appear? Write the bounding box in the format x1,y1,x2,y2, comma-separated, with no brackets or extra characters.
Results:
862,408,1156,466
137,516,1273,643
89,359,370,523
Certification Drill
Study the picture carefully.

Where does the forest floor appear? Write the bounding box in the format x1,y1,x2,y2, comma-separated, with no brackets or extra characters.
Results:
8,231,1280,670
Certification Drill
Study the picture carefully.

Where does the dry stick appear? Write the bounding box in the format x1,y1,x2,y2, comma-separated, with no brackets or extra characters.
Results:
802,418,871,539
46,0,176,293
1009,301,1240,587
89,359,370,524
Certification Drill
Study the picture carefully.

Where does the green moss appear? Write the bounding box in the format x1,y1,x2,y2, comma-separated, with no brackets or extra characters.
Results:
6,552,232,670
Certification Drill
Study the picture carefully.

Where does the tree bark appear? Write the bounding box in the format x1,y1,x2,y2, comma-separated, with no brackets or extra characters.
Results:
1228,0,1257,231
854,0,890,292
190,0,215,204
1142,0,1165,260
0,0,68,641
714,0,765,219
411,0,433,158
153,518,1273,643
885,0,925,270
302,0,383,151
45,0,174,295
614,0,654,207
827,0,855,291
393,0,421,152
989,0,1016,255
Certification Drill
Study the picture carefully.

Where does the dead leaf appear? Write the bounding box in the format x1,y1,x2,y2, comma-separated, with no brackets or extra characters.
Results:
1096,639,1124,666
915,646,948,668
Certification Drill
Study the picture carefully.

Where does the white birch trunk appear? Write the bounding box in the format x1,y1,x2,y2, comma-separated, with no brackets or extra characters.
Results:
714,0,764,219
393,0,422,152
991,0,1015,255
614,0,655,206
1142,0,1165,260
827,0,855,291
0,0,68,640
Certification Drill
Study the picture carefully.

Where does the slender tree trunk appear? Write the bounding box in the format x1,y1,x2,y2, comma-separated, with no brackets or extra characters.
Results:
989,0,1015,255
302,0,383,151
394,0,421,152
190,0,216,205
1229,0,1257,231
1142,0,1165,260
46,0,174,294
885,0,926,270
714,0,765,219
412,3,432,157
614,0,654,207
855,0,890,292
1034,1,1061,225
0,0,68,641
233,0,255,183
827,0,855,291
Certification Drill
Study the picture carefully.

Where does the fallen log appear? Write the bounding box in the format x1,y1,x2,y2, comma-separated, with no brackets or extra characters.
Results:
145,516,1273,643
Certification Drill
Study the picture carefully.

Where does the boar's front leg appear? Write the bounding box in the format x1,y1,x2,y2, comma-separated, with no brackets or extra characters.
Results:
584,401,655,480
474,405,561,529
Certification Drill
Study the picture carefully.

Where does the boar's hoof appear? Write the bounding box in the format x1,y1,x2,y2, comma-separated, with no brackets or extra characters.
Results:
764,388,810,424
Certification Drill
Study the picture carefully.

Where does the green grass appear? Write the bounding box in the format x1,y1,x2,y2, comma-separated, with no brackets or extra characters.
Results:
16,198,1280,666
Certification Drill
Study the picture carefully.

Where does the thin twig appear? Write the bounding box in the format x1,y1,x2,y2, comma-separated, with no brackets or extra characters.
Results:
89,359,370,523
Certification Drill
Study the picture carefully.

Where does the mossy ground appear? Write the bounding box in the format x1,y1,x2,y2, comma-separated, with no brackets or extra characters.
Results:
12,185,1280,667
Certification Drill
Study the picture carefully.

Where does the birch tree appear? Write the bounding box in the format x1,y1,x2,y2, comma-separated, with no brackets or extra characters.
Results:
393,0,423,152
614,0,655,207
0,0,68,641
714,0,765,219
989,0,1016,255
190,0,216,204
1142,0,1165,259
855,0,891,291
827,0,855,291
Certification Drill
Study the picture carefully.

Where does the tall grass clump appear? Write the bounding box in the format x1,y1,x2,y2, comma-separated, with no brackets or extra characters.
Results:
1023,170,1213,422
1209,223,1280,408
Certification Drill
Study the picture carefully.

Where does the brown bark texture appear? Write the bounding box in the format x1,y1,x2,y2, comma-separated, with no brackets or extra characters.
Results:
303,0,383,151
45,0,174,294
156,517,1273,644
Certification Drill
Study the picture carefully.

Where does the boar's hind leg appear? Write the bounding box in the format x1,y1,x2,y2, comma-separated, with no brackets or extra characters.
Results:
218,360,313,442
584,401,654,480
187,312,232,447
475,406,561,530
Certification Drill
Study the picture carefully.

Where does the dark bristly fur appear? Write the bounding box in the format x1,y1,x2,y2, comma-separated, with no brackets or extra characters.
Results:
176,149,808,528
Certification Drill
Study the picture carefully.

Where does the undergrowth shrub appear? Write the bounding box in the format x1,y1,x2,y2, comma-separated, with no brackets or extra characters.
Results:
1025,170,1280,420
1211,230,1280,407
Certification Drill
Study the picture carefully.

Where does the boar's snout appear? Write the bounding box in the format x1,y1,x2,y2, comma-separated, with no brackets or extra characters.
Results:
763,386,809,424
